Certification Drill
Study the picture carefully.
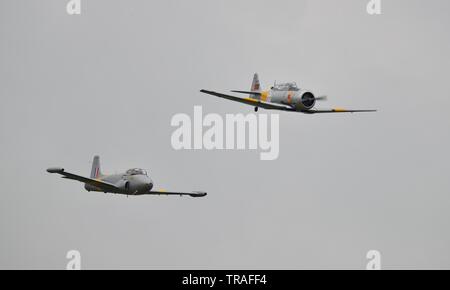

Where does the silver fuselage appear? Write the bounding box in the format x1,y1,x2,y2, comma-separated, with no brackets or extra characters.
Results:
85,172,154,195
260,86,316,111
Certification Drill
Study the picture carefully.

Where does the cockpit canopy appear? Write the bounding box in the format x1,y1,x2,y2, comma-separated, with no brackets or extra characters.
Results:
126,168,148,176
272,82,299,91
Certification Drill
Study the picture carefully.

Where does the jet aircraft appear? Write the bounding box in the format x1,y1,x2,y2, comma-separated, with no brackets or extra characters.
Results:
47,156,207,197
201,73,376,114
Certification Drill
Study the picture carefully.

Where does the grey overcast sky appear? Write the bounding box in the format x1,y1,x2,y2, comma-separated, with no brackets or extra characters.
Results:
1,0,449,269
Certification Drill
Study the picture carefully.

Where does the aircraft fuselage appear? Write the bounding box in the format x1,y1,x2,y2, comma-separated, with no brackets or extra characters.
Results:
85,172,154,195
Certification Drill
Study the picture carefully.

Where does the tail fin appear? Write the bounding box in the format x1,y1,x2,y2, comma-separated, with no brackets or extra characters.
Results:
90,155,102,178
249,73,261,100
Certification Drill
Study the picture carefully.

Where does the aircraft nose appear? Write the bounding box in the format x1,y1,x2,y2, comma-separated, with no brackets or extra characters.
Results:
148,182,153,191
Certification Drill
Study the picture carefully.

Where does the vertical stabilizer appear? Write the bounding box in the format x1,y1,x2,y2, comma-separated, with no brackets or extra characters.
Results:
249,73,261,100
90,155,102,178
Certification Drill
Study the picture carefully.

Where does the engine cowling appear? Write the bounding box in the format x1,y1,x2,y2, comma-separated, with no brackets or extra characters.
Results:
294,91,316,111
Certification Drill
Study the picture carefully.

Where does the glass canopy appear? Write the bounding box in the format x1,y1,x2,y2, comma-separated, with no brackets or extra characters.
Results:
272,82,299,91
126,168,148,176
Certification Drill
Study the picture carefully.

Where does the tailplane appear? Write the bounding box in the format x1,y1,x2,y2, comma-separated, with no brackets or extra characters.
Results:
90,155,102,178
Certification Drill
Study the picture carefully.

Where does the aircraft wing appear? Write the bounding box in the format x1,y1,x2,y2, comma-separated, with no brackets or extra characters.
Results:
302,108,377,114
139,190,207,197
200,90,294,111
46,167,121,193
200,90,376,114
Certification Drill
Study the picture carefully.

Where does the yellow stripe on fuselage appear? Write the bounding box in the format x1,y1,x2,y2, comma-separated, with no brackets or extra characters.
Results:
260,90,269,102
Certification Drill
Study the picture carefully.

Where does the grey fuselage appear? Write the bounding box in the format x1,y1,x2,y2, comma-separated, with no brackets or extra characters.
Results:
85,169,154,195
259,82,317,111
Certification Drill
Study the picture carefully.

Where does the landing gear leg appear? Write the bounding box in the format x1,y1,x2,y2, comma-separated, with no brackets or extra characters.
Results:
254,107,258,112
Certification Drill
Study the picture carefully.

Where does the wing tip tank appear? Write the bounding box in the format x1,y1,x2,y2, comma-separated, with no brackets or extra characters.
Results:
47,167,64,173
189,191,207,197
